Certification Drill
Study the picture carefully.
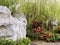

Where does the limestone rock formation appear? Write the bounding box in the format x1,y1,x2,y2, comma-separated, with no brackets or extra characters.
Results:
0,6,27,41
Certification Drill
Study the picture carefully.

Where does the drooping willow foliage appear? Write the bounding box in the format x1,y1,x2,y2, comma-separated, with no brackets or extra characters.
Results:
0,0,60,25
18,0,60,25
0,0,19,14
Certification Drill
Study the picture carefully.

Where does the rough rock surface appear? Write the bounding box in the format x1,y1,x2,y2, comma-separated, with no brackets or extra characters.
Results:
0,6,27,41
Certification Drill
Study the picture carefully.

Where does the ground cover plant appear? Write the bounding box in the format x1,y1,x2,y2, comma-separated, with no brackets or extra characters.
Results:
0,38,31,45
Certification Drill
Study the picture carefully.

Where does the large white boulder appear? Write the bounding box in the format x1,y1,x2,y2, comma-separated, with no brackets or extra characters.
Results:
0,6,27,41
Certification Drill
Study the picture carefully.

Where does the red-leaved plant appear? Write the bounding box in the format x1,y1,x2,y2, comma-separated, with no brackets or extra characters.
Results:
32,21,42,34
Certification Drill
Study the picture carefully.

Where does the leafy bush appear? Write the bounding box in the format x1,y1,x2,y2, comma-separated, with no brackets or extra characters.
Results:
0,0,60,42
0,0,19,14
0,38,31,45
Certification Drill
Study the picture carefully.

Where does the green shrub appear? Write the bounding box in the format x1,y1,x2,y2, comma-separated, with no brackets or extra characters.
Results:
0,38,31,45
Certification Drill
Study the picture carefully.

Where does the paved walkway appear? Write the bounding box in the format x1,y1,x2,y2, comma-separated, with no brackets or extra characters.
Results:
31,40,46,45
31,40,60,45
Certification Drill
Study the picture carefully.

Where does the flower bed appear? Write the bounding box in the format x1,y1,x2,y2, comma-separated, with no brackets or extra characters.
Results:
27,21,60,42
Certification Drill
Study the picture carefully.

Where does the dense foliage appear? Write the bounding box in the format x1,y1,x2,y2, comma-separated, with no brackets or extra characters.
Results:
0,0,60,25
0,0,60,42
0,38,31,45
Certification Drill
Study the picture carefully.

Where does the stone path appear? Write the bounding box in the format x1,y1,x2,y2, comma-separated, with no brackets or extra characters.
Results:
31,43,37,45
31,40,46,45
31,40,60,45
